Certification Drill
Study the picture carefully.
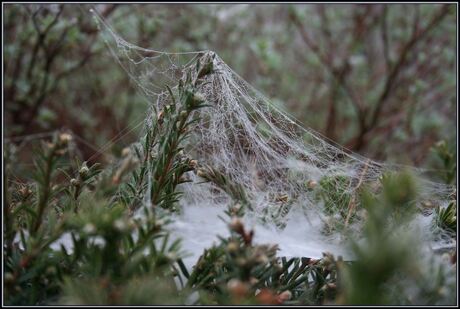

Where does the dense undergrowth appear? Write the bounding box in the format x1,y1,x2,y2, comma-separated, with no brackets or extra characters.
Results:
3,54,457,306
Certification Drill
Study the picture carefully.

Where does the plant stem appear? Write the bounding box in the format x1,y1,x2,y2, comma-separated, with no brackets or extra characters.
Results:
32,148,55,233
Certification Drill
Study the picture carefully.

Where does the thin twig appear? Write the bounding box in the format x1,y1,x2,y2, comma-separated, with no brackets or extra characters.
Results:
350,4,451,151
289,10,366,139
380,5,391,73
344,159,370,227
368,4,450,132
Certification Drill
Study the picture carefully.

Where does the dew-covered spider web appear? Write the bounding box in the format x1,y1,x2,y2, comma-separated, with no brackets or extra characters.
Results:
90,9,456,262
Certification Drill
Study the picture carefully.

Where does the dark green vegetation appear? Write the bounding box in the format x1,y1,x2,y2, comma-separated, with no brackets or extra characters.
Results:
3,3,457,306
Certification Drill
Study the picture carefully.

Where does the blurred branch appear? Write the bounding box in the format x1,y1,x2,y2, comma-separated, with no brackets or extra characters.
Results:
291,4,451,153
27,5,63,79
380,6,391,74
289,9,367,140
12,5,65,130
349,4,451,151
411,5,421,37
10,4,119,136
367,5,450,135
7,49,25,107
101,4,118,19
317,6,338,140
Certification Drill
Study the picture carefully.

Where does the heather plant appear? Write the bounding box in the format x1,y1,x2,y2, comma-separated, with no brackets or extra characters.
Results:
430,140,457,185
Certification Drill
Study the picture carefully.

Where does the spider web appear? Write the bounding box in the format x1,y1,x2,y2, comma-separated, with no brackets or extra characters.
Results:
91,9,456,260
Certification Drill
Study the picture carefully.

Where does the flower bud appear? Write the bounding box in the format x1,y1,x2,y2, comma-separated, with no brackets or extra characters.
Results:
307,180,317,189
113,219,127,232
179,110,188,120
229,217,244,234
236,257,247,267
256,288,279,305
155,219,165,230
435,140,446,148
4,272,15,284
46,141,55,149
83,223,96,234
450,252,456,265
59,133,73,145
438,286,448,297
249,277,259,285
70,178,80,187
19,186,32,199
79,165,89,178
157,110,164,124
193,92,205,104
227,279,249,297
189,159,198,169
226,241,239,253
255,254,269,264
167,252,178,261
46,266,57,276
121,147,131,157
55,148,67,156
277,290,292,302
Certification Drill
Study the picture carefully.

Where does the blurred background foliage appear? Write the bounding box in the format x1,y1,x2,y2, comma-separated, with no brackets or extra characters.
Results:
4,3,457,171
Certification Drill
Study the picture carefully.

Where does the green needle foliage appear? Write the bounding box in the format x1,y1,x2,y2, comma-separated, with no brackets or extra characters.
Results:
31,133,73,233
315,175,353,235
338,173,418,305
318,175,352,219
197,164,251,209
338,171,456,305
430,140,457,185
185,205,339,305
434,201,457,234
116,52,214,213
